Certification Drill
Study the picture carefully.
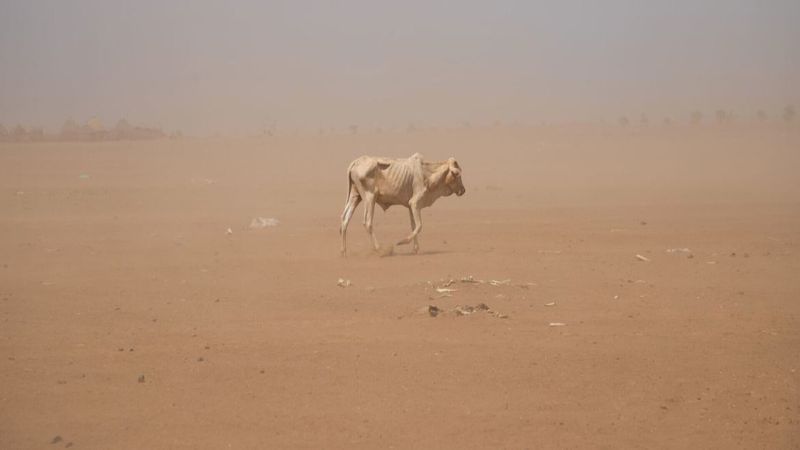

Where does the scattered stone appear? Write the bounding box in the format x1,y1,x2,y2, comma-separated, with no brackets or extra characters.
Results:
137,374,145,383
428,305,441,317
50,436,63,444
225,227,234,235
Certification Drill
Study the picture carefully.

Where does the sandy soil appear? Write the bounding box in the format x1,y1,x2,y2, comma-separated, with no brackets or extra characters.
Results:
1,125,799,449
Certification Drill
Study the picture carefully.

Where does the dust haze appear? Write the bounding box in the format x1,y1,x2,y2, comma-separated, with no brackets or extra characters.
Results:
2,1,799,134
1,2,799,449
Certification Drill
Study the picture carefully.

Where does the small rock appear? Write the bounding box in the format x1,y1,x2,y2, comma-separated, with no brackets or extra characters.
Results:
50,436,63,444
137,374,145,383
428,305,441,317
197,357,204,362
337,278,352,287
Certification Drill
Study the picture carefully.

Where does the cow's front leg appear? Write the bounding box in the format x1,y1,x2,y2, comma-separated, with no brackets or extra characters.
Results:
397,204,422,249
362,193,381,251
407,207,419,253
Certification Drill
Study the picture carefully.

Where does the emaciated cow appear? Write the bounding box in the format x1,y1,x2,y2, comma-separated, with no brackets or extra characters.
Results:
340,153,465,255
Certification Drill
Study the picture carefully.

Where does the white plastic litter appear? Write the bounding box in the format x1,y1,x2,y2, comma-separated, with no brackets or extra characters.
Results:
249,217,280,229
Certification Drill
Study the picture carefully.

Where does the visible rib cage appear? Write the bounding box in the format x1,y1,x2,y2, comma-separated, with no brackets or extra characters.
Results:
379,159,415,199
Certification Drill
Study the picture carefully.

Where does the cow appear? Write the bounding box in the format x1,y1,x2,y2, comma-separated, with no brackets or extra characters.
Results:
339,153,465,255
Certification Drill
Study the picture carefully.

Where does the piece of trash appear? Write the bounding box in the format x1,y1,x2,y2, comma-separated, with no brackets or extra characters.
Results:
635,254,651,262
489,279,511,286
225,228,233,235
428,305,441,317
249,217,280,229
460,275,484,284
549,322,566,327
665,248,691,253
436,287,457,293
454,305,475,316
544,302,556,307
78,174,90,180
337,278,352,287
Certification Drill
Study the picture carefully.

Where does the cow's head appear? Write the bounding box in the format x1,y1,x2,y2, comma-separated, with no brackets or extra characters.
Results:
444,157,466,196
426,157,465,197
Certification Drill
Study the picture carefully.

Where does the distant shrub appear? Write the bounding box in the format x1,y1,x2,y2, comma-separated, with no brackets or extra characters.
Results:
784,105,796,122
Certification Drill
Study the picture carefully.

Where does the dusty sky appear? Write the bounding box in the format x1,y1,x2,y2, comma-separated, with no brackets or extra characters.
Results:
1,0,798,135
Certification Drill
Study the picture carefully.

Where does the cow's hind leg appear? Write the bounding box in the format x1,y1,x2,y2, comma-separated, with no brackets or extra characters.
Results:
340,189,361,256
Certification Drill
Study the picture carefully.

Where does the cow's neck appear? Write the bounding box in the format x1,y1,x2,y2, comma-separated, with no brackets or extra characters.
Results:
420,161,451,208
421,161,446,180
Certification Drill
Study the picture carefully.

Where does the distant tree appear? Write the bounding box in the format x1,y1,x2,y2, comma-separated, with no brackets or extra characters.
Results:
0,123,7,139
757,110,767,121
12,124,27,140
639,113,649,126
690,111,703,125
662,117,672,126
29,126,44,140
715,110,728,123
349,124,359,134
61,118,80,138
784,105,796,122
618,116,630,127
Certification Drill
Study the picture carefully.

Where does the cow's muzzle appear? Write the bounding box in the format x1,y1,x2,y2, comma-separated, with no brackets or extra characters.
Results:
457,187,465,196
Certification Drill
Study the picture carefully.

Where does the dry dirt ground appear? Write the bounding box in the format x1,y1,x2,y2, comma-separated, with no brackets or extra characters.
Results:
1,125,799,449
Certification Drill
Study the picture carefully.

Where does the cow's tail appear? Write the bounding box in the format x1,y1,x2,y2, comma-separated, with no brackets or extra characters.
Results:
345,162,355,203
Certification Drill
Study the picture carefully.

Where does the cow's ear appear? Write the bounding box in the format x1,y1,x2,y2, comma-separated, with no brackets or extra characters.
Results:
425,166,448,189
